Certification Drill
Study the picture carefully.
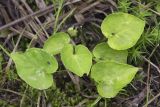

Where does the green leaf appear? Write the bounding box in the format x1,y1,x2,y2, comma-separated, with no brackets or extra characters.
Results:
91,60,138,98
11,48,58,90
93,42,128,63
101,12,145,50
61,44,92,77
156,4,160,12
43,32,70,55
97,82,118,98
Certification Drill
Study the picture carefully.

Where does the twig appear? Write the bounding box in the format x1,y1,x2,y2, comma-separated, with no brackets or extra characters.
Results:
65,0,81,5
106,0,117,8
0,88,30,100
143,57,160,74
146,63,151,106
55,8,76,33
66,70,80,91
0,5,54,31
79,1,101,14
21,0,50,38
143,92,160,107
148,44,159,59
5,27,25,72
37,92,41,107
128,87,147,107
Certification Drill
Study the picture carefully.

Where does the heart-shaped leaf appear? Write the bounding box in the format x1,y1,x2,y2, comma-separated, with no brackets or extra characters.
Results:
43,32,70,55
101,12,145,50
91,60,138,98
61,44,92,77
11,48,58,90
93,42,128,63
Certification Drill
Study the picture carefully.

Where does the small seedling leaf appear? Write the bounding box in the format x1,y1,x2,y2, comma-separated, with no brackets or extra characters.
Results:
67,27,78,37
61,44,92,77
11,48,58,90
93,42,128,63
43,32,70,55
101,12,145,50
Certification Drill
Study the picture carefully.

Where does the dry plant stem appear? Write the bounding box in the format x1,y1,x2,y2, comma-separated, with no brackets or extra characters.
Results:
12,0,46,42
20,85,28,107
143,92,160,107
144,44,159,107
68,3,84,24
41,94,47,107
35,0,46,9
106,0,117,8
75,99,88,107
1,28,26,85
43,1,103,30
0,5,54,31
0,88,24,97
5,28,25,72
0,2,39,44
55,8,76,32
79,1,101,14
0,4,11,23
66,70,80,91
43,90,48,100
37,92,41,107
3,34,12,45
70,1,101,24
148,44,159,59
27,37,37,49
0,0,103,32
134,0,160,16
9,27,35,39
0,88,30,100
143,57,160,74
131,87,147,107
80,92,98,99
21,0,49,38
10,27,43,46
42,9,76,31
65,0,81,5
148,9,160,16
146,63,150,107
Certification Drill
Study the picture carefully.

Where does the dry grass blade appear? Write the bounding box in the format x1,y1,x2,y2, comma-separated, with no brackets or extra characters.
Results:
143,57,160,74
0,5,54,31
143,92,160,107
